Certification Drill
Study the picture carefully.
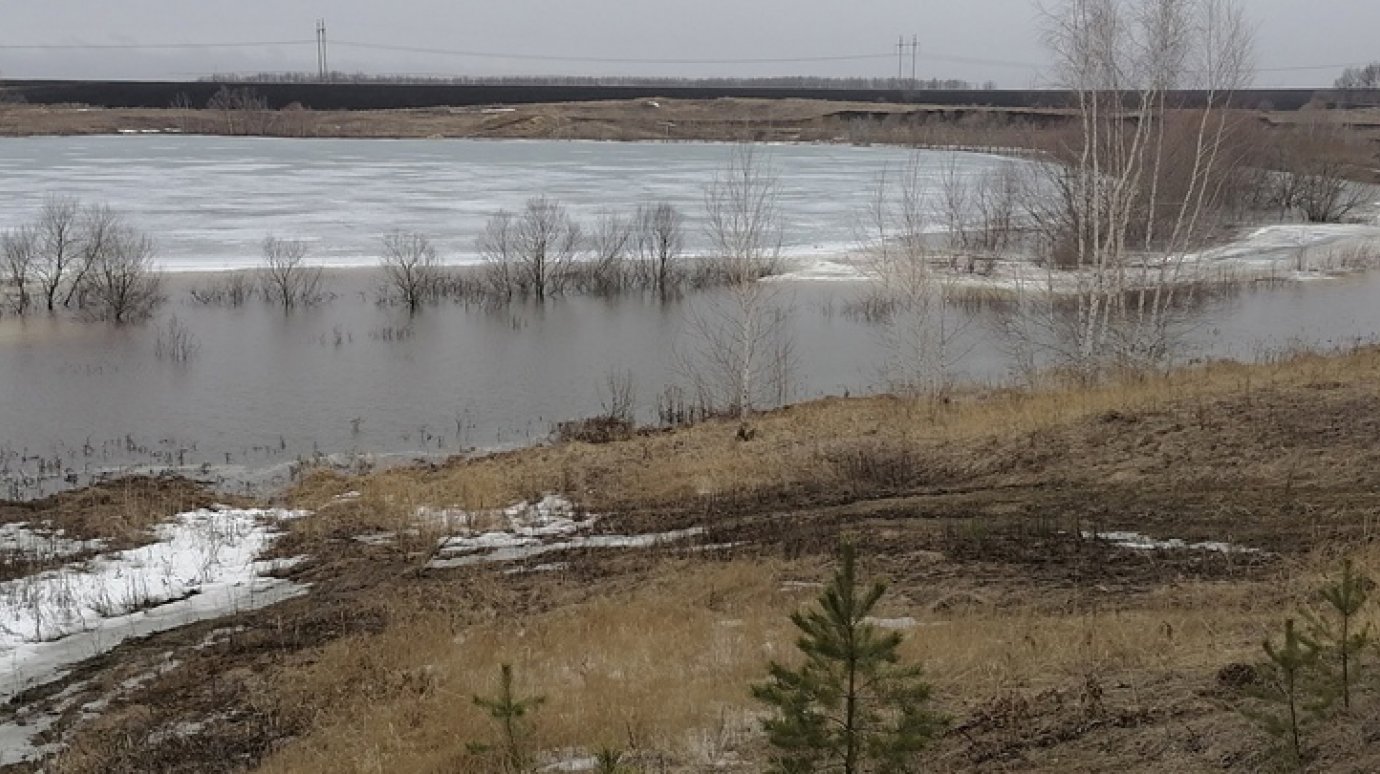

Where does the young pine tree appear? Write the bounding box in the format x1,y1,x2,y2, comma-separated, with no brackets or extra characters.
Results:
469,664,546,774
1241,619,1334,770
752,540,947,774
1306,558,1372,709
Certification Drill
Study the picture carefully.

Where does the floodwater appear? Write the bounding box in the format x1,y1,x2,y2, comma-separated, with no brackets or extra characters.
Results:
1,137,1378,498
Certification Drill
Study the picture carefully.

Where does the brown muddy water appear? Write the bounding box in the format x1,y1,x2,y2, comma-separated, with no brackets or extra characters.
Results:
2,269,1379,500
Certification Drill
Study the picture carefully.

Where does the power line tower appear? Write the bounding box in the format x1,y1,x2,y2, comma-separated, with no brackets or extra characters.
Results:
316,19,329,81
911,35,919,84
897,36,905,81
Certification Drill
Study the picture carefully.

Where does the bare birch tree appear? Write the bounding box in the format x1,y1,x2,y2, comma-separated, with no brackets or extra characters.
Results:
681,146,794,421
259,236,323,311
860,158,971,395
1024,0,1255,375
380,231,441,313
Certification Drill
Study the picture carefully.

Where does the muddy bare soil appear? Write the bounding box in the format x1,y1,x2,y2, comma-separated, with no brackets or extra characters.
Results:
5,367,1380,772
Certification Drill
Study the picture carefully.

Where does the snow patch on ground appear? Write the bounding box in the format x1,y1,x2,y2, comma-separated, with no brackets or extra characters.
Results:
0,523,104,561
0,507,308,705
418,495,706,569
1084,530,1260,554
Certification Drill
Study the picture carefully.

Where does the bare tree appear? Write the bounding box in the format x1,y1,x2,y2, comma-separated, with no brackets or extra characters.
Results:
859,158,971,395
1023,0,1255,375
2,226,36,315
681,146,794,421
479,196,583,301
703,145,785,284
207,86,271,136
1267,116,1368,223
580,211,633,295
477,211,520,299
635,202,686,298
259,236,323,311
62,204,120,310
83,224,163,323
380,231,442,313
1335,62,1380,106
32,196,82,312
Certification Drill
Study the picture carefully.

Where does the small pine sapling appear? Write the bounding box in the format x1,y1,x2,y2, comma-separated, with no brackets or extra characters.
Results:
752,539,947,774
1240,619,1334,770
469,664,546,773
1305,558,1372,709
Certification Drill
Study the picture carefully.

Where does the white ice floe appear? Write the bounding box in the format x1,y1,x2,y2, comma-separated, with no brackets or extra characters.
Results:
1084,530,1260,554
764,257,870,283
0,507,308,704
422,495,705,569
0,523,104,561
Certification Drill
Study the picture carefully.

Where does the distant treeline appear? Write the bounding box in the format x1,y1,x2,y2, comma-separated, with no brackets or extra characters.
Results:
0,79,1329,112
201,72,989,91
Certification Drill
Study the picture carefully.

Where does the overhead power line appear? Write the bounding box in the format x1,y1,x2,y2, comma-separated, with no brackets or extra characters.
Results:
331,40,895,65
0,37,1370,77
0,41,315,51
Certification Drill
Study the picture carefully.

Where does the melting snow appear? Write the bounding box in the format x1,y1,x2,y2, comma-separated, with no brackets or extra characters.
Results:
0,523,104,561
1084,530,1260,554
0,507,308,705
422,495,705,569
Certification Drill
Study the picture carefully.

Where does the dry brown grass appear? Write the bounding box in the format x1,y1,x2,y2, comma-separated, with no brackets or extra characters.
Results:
289,345,1380,523
0,475,222,546
249,541,1380,773
26,345,1380,773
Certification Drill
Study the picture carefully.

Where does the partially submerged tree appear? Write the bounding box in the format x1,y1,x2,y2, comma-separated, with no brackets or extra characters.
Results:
259,236,323,311
479,196,583,301
682,145,794,421
63,204,121,309
82,223,163,323
32,195,82,312
380,231,442,313
583,211,633,295
1020,0,1256,375
1,225,36,315
859,157,971,395
635,201,686,298
753,540,946,773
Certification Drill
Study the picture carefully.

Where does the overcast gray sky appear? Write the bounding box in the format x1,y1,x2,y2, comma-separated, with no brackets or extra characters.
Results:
1,1,1375,87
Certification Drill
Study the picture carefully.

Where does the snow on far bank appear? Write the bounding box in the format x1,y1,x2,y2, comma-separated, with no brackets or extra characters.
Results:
763,220,1380,293
0,507,307,704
